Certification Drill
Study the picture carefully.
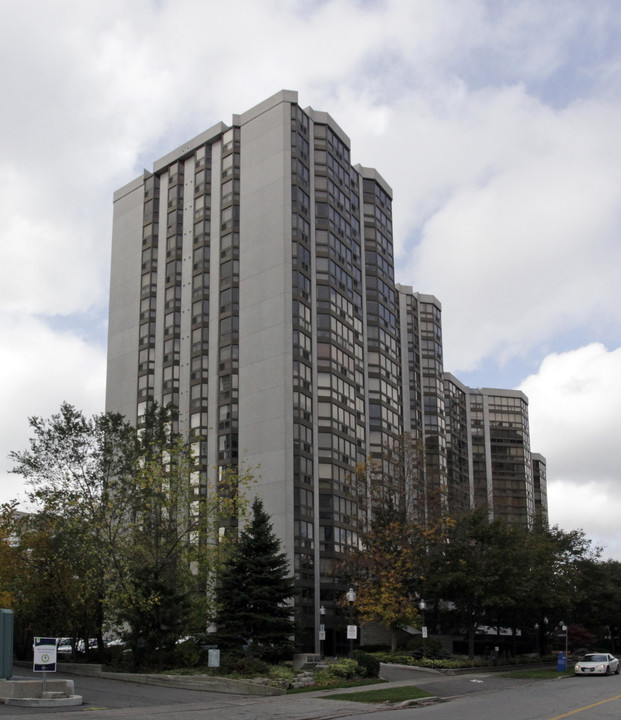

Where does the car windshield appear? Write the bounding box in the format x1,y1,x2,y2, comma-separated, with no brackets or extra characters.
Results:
585,654,608,662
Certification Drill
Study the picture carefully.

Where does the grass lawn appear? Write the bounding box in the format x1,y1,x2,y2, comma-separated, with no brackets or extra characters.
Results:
323,686,434,704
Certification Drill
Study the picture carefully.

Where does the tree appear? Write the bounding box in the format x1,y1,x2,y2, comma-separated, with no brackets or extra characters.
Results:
86,403,249,669
9,403,135,656
345,442,447,653
349,500,422,653
214,497,295,662
104,404,214,668
428,509,527,658
8,402,250,669
519,525,601,654
572,559,621,651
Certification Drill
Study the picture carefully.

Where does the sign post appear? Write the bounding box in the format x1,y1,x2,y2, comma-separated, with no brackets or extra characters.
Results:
207,649,220,668
33,637,57,694
347,624,357,656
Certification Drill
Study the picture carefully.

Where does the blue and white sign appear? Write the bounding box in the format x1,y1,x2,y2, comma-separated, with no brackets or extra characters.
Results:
33,637,57,672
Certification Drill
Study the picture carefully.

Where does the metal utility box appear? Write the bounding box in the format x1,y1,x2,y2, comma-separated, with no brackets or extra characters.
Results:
0,609,13,679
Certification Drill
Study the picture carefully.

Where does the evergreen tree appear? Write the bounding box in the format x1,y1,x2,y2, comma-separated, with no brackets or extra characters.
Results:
214,497,295,661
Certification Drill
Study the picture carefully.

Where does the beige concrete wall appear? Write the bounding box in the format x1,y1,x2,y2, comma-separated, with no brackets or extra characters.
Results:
106,176,143,422
238,97,294,559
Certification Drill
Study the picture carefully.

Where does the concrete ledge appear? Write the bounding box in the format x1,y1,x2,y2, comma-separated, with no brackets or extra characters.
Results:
57,662,103,676
101,671,285,696
0,678,75,699
5,694,82,707
12,661,284,696
293,653,322,669
14,660,103,677
398,696,442,708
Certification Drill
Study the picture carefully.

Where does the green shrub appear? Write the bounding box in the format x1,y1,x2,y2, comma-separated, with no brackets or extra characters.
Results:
173,639,201,668
218,652,271,677
249,642,294,664
268,665,296,682
314,657,362,685
267,665,296,688
352,650,381,678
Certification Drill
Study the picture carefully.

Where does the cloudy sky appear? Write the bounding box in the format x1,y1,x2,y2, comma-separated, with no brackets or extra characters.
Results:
1,0,620,556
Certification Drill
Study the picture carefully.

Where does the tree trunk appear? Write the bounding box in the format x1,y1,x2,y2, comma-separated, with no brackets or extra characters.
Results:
390,624,398,654
468,624,475,659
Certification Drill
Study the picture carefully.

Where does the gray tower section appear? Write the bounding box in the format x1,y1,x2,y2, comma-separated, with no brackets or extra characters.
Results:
237,92,297,558
106,175,144,423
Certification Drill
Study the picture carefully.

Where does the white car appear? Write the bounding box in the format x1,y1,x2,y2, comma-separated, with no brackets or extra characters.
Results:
574,653,620,676
56,638,73,655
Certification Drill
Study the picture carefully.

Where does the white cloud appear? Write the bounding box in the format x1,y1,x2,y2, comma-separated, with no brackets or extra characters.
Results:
520,344,621,558
396,91,621,374
0,314,106,507
548,480,621,560
0,0,620,559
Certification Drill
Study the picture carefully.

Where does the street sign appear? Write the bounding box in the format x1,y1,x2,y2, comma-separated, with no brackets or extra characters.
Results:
208,649,220,668
318,630,326,641
347,625,358,640
33,637,57,672
422,626,428,639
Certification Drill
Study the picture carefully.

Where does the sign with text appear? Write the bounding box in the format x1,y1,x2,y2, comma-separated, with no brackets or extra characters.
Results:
208,649,220,668
346,625,358,640
33,637,57,672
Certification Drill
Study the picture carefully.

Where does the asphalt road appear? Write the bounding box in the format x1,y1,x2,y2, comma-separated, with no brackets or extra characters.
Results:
2,663,621,720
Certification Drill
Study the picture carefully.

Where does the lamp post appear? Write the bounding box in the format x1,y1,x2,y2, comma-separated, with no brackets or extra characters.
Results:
346,588,356,656
560,622,568,658
419,600,427,658
543,616,549,655
319,605,326,658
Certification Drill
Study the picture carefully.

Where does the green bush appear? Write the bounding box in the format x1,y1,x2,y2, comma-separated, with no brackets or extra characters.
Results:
173,639,202,668
267,665,296,688
314,657,362,685
352,650,381,678
218,652,271,677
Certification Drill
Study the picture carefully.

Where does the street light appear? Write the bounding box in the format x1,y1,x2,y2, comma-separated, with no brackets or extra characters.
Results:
560,621,568,658
542,616,549,655
419,600,427,658
346,588,356,656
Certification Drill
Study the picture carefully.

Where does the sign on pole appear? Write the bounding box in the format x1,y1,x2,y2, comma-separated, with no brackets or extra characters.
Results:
422,626,428,639
208,649,220,668
347,625,358,640
33,637,57,673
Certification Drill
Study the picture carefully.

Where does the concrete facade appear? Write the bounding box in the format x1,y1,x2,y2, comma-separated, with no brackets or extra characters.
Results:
107,91,400,652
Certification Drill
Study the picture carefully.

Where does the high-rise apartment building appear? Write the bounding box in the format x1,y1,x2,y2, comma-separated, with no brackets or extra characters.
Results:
467,387,535,526
398,287,448,523
443,373,474,514
532,453,548,527
107,90,546,652
107,90,401,651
